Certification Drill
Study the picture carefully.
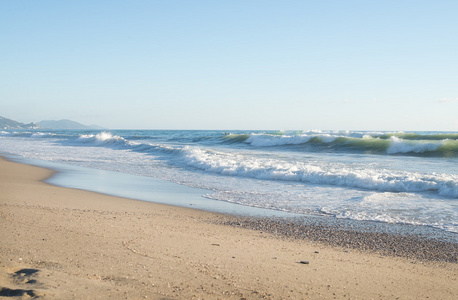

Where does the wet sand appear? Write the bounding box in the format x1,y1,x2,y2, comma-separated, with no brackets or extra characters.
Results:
0,156,457,299
218,216,457,263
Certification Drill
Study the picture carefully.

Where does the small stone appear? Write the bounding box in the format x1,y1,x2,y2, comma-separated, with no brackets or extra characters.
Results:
299,260,310,264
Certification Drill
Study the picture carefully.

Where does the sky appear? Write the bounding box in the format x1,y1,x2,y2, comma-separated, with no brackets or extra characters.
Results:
1,0,457,130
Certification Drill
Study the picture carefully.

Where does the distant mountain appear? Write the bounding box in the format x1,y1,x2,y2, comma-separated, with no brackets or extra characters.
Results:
37,119,106,130
0,116,39,129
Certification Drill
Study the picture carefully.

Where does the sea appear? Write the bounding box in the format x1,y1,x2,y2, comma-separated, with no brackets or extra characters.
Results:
1,129,457,234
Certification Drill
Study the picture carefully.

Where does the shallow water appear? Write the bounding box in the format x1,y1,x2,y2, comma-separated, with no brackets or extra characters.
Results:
1,129,457,233
8,156,300,218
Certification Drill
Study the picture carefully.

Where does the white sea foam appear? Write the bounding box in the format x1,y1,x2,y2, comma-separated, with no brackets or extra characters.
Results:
387,136,442,154
246,134,311,146
31,132,56,137
322,192,458,233
245,133,341,147
77,132,129,147
243,131,377,147
178,146,458,198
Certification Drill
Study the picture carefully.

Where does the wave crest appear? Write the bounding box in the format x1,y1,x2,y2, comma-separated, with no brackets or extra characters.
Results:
233,132,458,156
77,132,128,147
387,136,442,154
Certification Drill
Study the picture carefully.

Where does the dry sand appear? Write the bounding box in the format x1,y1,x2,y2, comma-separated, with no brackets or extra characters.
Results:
0,156,457,299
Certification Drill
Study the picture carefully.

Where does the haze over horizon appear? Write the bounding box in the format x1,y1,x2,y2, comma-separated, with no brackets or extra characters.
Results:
1,1,457,131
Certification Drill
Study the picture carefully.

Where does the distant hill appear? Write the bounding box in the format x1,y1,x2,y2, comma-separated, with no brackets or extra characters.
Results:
37,119,106,130
0,116,38,129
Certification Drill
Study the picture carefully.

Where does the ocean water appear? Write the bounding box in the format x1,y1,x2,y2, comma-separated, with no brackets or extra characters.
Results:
1,129,457,233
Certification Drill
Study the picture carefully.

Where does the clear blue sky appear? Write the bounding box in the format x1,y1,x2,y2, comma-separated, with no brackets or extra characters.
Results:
1,0,457,130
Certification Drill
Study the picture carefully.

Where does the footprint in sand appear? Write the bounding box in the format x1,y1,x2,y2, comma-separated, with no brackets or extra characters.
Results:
0,268,42,298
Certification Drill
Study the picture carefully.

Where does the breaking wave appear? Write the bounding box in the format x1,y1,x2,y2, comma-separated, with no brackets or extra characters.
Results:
43,131,457,198
224,131,458,156
178,146,458,198
1,129,457,233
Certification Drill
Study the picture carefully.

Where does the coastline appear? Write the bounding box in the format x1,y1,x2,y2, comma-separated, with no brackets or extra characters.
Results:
1,156,457,299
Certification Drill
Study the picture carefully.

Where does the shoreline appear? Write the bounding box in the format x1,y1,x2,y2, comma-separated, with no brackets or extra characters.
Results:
8,154,458,256
8,154,458,244
6,154,304,219
1,156,457,299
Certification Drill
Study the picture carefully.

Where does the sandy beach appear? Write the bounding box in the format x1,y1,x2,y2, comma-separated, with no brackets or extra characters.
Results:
1,156,457,299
